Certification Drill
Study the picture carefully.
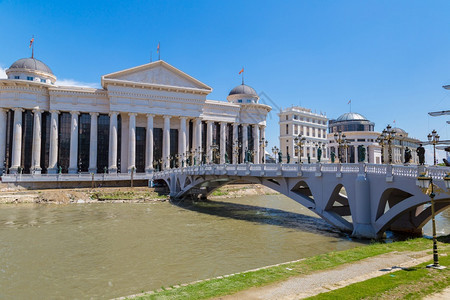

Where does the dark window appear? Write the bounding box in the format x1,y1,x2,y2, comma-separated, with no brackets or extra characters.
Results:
58,112,71,173
135,127,146,172
188,120,193,152
286,124,289,135
21,110,34,174
227,123,233,162
4,110,14,172
40,112,51,173
78,113,91,172
170,129,178,168
97,114,110,173
27,76,33,81
248,125,254,151
201,122,207,163
153,128,163,170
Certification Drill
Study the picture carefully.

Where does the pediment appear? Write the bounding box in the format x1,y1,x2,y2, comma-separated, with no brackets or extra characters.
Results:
102,60,212,92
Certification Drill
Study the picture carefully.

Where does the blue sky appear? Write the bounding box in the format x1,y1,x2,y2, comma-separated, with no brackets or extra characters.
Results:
0,0,449,161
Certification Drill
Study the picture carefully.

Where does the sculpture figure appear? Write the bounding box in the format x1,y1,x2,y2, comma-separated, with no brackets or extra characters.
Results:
358,145,366,162
417,144,425,165
278,151,282,163
287,153,290,164
225,152,229,164
404,147,412,164
317,147,322,163
307,154,311,164
330,151,336,163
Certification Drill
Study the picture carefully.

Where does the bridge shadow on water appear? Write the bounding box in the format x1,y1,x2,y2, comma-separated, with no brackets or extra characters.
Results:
171,198,367,244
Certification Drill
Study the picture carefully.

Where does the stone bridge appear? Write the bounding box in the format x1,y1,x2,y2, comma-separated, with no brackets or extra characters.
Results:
151,163,450,239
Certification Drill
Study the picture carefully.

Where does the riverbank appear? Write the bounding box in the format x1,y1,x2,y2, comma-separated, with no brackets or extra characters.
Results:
0,183,276,204
120,236,449,300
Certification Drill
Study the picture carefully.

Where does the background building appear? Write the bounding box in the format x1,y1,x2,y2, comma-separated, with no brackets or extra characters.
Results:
279,106,328,163
0,56,271,176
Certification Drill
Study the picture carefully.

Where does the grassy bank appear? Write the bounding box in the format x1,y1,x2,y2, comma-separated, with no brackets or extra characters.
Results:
307,254,449,299
129,236,449,300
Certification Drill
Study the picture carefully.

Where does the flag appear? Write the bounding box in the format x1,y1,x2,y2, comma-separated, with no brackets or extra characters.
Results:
393,120,396,124
29,37,34,48
239,67,244,74
347,100,351,104
157,42,160,53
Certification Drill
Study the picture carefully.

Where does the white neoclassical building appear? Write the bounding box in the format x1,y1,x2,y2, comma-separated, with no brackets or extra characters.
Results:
0,56,271,176
279,106,328,163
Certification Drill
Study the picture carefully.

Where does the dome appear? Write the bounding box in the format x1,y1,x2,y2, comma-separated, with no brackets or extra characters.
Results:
9,57,53,75
336,112,368,122
228,84,257,96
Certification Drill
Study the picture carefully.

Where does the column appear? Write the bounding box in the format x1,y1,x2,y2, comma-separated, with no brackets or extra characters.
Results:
163,115,171,170
145,114,154,173
128,113,137,172
179,117,187,166
48,110,59,174
31,109,42,174
108,112,118,173
195,118,202,163
10,108,24,173
260,125,265,163
220,122,226,164
242,124,248,163
206,121,213,163
88,113,98,173
68,111,80,174
185,119,190,153
253,125,260,164
0,109,7,174
233,123,239,164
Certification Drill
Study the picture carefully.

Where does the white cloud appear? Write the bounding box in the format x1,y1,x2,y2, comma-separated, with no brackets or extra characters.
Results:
56,79,101,89
0,66,7,79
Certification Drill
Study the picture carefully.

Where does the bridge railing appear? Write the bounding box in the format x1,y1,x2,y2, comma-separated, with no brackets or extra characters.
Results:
150,163,450,182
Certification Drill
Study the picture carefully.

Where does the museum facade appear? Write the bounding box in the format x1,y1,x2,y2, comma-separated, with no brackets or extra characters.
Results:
0,57,271,175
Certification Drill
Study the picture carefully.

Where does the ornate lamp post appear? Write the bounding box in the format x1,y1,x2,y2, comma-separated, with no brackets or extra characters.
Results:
334,130,346,163
428,130,440,166
232,139,241,164
416,173,446,269
294,134,306,164
260,138,268,164
272,146,280,164
377,125,396,164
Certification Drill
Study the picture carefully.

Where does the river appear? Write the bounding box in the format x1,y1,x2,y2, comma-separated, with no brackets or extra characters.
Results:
0,194,448,299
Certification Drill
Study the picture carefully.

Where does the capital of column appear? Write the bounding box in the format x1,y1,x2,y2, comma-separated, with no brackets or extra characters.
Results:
128,112,137,117
89,112,99,117
206,120,214,124
163,115,172,119
146,113,155,118
13,107,24,113
32,108,43,114
180,116,188,120
50,110,60,115
109,111,119,117
70,111,80,116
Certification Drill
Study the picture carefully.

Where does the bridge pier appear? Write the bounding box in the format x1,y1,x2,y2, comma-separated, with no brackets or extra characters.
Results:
351,173,378,239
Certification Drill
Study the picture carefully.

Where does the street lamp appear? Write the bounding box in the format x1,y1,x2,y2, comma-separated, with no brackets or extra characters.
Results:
260,138,269,164
294,134,306,164
378,125,396,164
428,130,440,166
416,173,446,269
334,130,346,163
272,146,280,163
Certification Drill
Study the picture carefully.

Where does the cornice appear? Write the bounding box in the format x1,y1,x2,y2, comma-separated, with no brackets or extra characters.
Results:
102,78,211,95
108,90,206,104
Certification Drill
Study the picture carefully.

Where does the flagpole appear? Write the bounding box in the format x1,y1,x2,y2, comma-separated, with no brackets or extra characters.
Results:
158,42,161,61
242,66,244,85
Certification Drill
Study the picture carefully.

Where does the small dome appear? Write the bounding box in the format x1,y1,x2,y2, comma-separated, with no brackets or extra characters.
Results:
229,84,257,96
9,57,53,75
336,112,368,122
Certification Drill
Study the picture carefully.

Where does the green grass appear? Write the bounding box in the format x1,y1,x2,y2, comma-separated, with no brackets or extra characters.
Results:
131,237,449,300
210,189,229,196
307,255,450,299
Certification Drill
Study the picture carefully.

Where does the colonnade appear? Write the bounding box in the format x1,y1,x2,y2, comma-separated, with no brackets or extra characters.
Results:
0,108,266,174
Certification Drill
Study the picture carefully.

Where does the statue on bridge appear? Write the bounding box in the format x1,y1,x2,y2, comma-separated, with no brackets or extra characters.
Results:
358,145,366,163
225,152,230,164
404,147,412,164
287,153,290,163
417,144,425,165
317,147,322,163
307,154,311,164
278,151,282,163
330,151,335,163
